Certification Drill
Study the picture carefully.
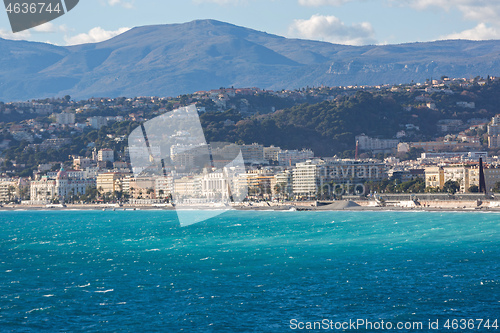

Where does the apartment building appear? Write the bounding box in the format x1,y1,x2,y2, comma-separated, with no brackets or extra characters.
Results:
293,160,328,196
293,159,386,197
56,112,76,125
129,177,156,199
98,149,115,163
173,176,202,202
0,179,18,202
240,143,266,164
425,165,481,193
425,166,444,189
488,114,500,149
355,134,399,153
263,146,281,162
96,172,131,194
88,116,108,129
273,170,294,197
484,168,500,192
155,176,173,199
277,149,314,166
73,157,92,170
443,165,477,193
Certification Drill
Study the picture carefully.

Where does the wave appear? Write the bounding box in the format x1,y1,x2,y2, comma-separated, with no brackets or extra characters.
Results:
94,289,114,293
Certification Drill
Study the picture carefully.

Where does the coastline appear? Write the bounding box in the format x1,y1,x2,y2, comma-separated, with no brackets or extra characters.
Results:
1,200,500,212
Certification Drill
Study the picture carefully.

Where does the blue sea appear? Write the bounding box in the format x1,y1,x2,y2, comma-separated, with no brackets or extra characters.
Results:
0,210,499,332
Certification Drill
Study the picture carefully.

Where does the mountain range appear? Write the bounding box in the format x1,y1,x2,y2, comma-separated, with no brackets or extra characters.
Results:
1,19,500,101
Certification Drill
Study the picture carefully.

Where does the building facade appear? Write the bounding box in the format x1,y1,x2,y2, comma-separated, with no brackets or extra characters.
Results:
0,179,19,202
30,168,94,203
355,134,400,153
98,149,115,163
277,149,314,166
488,114,500,149
425,165,482,193
96,172,131,194
56,112,76,125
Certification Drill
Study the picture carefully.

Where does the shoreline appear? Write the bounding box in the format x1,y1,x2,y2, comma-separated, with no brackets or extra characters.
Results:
1,200,500,212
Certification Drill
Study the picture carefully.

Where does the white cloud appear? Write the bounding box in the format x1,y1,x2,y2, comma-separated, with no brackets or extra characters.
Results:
192,0,249,4
397,0,500,41
288,14,376,45
0,29,31,40
298,0,500,28
107,0,134,9
64,27,131,45
298,0,352,6
442,23,500,40
33,23,68,33
396,0,500,25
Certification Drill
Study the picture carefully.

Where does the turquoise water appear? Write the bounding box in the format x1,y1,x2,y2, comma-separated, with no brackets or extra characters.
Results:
0,211,499,332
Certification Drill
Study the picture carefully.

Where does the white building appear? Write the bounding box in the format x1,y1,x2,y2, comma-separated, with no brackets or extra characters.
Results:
200,170,231,201
30,168,95,203
273,170,293,198
355,134,399,152
293,160,328,196
293,159,386,197
277,149,314,166
88,116,108,129
326,159,386,183
56,112,76,125
0,179,18,202
29,177,57,203
173,175,203,203
98,149,115,163
263,146,281,162
443,166,477,193
155,176,173,199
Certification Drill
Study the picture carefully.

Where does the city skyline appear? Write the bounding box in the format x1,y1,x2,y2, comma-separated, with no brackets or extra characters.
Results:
3,80,500,208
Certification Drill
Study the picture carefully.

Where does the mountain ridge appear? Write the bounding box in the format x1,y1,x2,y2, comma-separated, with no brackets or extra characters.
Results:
1,19,500,101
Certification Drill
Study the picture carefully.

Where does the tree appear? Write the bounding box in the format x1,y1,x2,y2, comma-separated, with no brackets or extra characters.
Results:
492,182,500,193
19,185,30,201
3,159,13,169
394,178,425,193
318,183,332,200
468,185,479,193
7,185,16,202
81,185,98,203
443,180,460,194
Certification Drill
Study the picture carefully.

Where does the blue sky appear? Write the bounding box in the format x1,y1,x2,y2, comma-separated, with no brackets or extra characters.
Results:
1,0,500,46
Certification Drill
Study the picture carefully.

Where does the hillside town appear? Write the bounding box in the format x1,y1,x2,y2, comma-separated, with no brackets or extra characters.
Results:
2,77,500,207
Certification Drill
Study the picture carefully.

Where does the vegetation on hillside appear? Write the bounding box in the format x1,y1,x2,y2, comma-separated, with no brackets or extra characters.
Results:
202,91,410,156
